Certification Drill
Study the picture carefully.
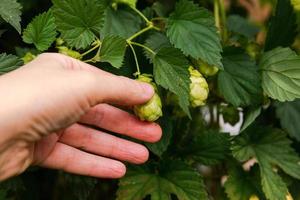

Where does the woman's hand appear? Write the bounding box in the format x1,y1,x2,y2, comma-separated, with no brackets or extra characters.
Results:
0,53,162,181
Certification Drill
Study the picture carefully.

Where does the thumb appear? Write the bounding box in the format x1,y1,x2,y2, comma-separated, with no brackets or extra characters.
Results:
54,53,155,106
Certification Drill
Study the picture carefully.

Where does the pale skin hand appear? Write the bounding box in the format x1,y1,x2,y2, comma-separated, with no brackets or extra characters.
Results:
0,53,162,181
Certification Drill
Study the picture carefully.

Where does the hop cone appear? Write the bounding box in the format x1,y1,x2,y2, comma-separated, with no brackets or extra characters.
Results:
133,74,162,122
189,66,209,107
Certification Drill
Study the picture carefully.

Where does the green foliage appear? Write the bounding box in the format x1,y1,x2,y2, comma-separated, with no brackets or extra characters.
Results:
99,35,127,68
276,99,300,141
0,53,22,75
0,0,22,33
52,0,105,49
265,0,297,51
153,47,191,116
224,165,263,200
2,0,300,199
101,7,141,38
117,161,208,200
227,15,260,40
261,47,300,101
57,173,97,200
232,126,300,200
22,11,57,51
218,48,262,107
166,0,223,68
146,116,173,157
240,107,261,132
186,131,231,165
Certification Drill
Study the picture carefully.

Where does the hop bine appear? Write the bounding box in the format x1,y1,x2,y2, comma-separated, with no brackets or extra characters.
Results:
189,66,209,107
133,74,163,122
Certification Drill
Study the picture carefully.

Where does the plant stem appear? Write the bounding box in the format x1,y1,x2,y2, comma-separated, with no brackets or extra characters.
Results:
127,41,141,75
151,17,167,21
214,0,221,31
218,0,228,42
127,25,154,41
81,42,101,57
130,6,150,24
130,42,156,55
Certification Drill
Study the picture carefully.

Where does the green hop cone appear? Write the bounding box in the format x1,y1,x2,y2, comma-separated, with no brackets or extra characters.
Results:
189,66,209,107
133,74,163,122
56,37,65,46
249,195,259,200
198,60,219,76
57,46,82,60
22,52,36,64
246,42,261,60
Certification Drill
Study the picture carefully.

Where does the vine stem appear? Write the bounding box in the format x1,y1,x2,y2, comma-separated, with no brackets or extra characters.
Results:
130,6,150,24
218,0,228,42
81,41,101,57
130,42,156,55
127,41,141,76
127,25,154,41
214,0,221,31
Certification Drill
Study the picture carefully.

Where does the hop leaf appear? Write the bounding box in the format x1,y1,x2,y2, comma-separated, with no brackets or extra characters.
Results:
167,0,222,68
218,48,262,107
99,35,127,68
232,126,300,200
52,0,105,49
0,53,22,75
260,47,300,101
153,47,191,117
0,0,22,33
22,11,57,51
117,160,208,200
189,66,209,107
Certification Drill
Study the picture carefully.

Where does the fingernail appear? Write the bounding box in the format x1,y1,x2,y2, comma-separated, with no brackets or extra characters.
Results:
141,83,154,98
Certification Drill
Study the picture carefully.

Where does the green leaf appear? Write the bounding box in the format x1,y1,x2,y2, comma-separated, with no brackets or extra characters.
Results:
144,32,172,61
260,47,300,101
265,0,297,51
153,47,191,117
232,126,300,200
240,107,262,132
101,7,141,39
224,165,262,200
117,160,208,200
58,173,97,200
146,116,173,157
276,99,300,141
186,131,230,165
218,48,262,107
22,11,57,51
0,0,22,33
52,0,105,49
166,0,222,68
227,15,260,39
100,35,126,68
0,176,25,199
0,53,22,75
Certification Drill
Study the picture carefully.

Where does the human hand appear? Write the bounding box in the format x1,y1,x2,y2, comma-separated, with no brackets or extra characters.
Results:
0,53,162,181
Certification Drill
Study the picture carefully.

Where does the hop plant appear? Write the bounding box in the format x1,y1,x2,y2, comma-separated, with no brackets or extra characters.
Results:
133,74,163,122
197,60,219,76
189,66,209,107
22,52,36,64
57,46,82,60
